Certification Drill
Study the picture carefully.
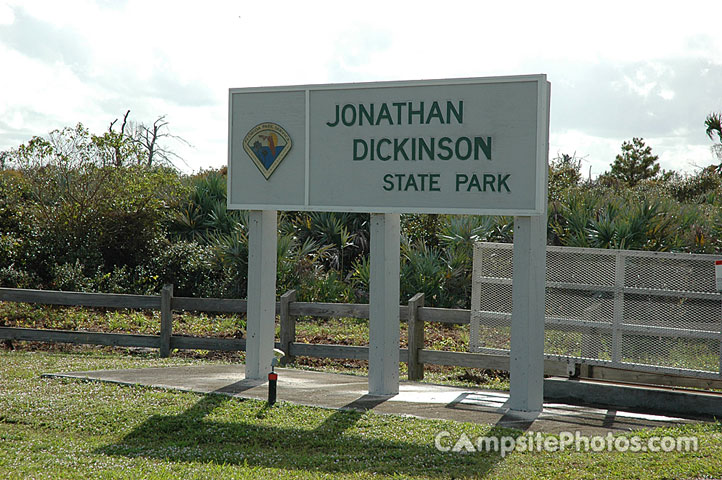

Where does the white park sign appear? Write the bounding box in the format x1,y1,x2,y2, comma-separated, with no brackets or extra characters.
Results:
228,75,550,413
228,75,549,215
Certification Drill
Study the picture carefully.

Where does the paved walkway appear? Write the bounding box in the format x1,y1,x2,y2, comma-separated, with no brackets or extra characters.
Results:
44,364,704,435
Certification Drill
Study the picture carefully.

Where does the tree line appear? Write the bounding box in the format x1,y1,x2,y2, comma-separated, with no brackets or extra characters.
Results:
0,112,720,308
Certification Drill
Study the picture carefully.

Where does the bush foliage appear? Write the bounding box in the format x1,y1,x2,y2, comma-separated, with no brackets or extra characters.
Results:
1,123,721,307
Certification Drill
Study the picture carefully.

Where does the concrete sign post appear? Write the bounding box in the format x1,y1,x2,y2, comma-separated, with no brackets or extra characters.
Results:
369,213,401,394
228,75,550,407
509,215,547,412
245,210,277,379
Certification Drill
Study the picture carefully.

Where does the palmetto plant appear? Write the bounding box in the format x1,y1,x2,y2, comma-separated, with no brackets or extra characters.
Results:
290,211,369,276
170,203,208,242
276,233,332,299
587,199,663,250
438,215,495,261
551,189,690,252
158,167,721,305
169,172,243,243
205,223,249,298
704,112,722,172
400,238,468,308
349,255,370,294
549,190,599,247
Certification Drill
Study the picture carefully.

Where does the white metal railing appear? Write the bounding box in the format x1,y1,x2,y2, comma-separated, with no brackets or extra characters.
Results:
471,242,722,379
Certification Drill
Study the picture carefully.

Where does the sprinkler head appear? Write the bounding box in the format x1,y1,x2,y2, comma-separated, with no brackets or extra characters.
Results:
271,348,286,369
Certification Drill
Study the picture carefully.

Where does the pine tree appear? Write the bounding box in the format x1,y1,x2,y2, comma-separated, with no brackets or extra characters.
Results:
608,137,660,187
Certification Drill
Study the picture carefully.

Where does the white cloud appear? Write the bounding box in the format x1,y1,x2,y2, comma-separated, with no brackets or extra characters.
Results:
651,139,715,173
658,89,675,101
1,0,721,174
0,2,13,25
551,129,619,178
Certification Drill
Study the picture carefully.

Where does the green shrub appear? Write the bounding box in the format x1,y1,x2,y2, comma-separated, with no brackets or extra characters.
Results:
151,240,225,298
548,152,583,201
438,215,494,262
349,256,370,302
0,234,20,269
51,260,95,292
289,211,369,277
208,224,249,299
5,126,184,286
664,168,722,204
168,171,242,242
0,265,34,288
6,164,180,287
300,269,354,303
277,234,328,296
400,240,467,308
0,170,29,235
401,214,442,249
547,186,710,252
92,264,158,295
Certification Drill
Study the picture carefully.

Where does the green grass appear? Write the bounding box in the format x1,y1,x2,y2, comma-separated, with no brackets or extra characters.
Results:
1,350,722,479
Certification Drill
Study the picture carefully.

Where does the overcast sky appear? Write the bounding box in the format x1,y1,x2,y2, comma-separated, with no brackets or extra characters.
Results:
1,0,721,177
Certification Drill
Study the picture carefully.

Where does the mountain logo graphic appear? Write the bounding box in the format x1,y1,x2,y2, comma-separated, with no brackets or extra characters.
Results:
242,122,292,180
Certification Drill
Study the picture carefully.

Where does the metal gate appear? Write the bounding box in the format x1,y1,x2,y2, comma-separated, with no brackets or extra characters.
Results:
471,242,722,379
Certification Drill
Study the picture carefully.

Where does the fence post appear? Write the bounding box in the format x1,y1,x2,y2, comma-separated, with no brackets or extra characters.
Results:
279,289,297,366
160,284,173,358
612,252,625,366
407,292,425,381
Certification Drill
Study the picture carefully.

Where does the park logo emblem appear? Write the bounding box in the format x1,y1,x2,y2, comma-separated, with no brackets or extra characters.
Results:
242,122,292,180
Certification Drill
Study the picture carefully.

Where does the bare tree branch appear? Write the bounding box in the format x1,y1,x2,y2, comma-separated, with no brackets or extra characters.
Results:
132,115,190,168
120,110,130,136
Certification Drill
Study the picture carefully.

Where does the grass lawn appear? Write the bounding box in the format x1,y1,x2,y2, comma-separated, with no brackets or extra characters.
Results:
1,350,722,479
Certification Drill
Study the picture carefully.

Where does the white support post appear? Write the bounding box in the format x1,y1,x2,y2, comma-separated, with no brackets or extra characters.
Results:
245,210,277,380
369,213,401,395
612,251,625,366
469,243,483,352
509,215,547,413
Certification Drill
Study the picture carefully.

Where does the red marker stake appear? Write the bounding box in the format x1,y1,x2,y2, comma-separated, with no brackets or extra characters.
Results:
268,371,278,405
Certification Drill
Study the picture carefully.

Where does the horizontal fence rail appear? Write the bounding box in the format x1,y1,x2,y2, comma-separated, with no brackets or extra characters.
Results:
3,286,722,390
0,288,161,309
0,327,160,349
473,311,721,340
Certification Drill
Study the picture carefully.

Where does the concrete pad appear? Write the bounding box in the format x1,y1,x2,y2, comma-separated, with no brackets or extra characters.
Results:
43,364,705,435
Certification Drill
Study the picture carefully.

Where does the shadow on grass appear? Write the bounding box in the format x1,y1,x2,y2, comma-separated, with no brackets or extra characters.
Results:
96,393,520,477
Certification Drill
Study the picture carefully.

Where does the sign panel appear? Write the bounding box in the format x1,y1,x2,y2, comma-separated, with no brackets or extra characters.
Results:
228,75,550,215
716,260,722,292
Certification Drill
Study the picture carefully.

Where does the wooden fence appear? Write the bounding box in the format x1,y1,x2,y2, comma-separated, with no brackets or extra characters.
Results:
2,285,722,390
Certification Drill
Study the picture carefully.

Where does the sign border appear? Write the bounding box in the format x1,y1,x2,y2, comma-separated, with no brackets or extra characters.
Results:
228,75,550,216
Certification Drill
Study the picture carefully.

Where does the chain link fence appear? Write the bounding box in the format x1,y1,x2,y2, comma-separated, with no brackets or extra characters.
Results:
470,242,722,379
